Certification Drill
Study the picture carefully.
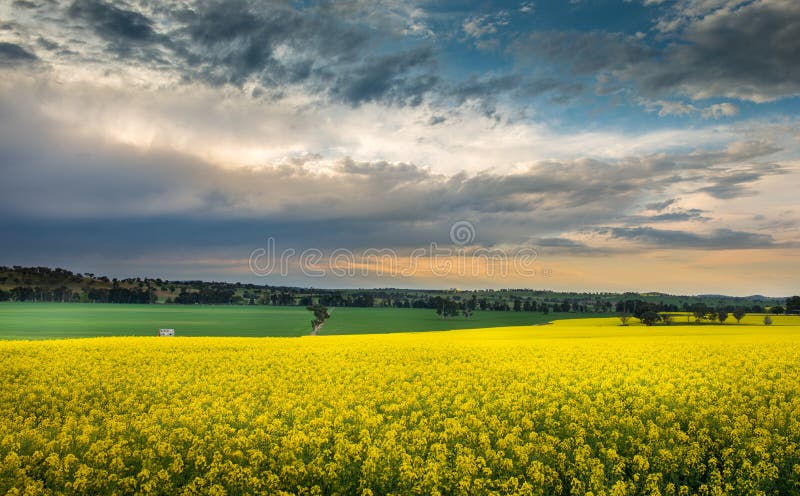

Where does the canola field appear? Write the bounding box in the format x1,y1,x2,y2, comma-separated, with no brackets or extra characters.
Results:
1,318,799,495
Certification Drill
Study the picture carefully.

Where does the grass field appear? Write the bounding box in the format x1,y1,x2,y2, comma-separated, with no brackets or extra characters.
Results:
1,318,798,494
0,303,605,339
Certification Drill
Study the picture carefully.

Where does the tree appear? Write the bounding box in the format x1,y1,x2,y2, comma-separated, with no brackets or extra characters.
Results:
771,306,785,315
717,311,728,324
690,303,715,323
786,296,800,313
434,297,460,319
732,309,746,324
640,311,661,326
307,304,330,335
763,315,773,325
660,313,673,325
691,303,707,322
462,304,473,319
619,314,631,326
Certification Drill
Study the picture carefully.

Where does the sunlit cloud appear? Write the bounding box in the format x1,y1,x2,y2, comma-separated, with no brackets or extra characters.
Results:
0,0,799,294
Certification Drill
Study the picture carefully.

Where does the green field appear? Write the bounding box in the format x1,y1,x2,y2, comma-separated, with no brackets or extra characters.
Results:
0,303,603,339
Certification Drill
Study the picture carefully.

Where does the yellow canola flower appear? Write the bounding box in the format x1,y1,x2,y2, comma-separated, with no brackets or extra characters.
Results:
0,319,799,495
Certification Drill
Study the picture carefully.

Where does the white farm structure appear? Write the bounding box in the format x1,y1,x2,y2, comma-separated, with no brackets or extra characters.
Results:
158,328,175,337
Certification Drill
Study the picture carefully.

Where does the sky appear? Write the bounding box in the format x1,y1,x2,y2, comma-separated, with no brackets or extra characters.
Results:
0,0,798,295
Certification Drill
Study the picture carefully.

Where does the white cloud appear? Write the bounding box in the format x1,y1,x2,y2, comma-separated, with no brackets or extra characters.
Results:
701,102,739,119
639,98,739,119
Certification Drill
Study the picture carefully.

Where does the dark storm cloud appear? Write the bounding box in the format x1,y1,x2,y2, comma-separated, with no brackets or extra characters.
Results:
604,227,781,250
0,42,37,66
68,0,156,42
55,0,442,106
331,46,438,106
516,1,800,102
638,0,800,101
36,37,60,51
173,1,318,87
12,0,39,8
159,0,447,105
2,0,586,110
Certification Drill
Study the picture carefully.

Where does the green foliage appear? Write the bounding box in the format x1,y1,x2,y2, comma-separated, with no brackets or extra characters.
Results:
432,297,460,319
640,311,661,326
690,303,717,322
307,304,331,334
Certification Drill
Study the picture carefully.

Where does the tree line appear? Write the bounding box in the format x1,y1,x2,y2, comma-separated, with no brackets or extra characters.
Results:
1,266,795,316
615,298,800,326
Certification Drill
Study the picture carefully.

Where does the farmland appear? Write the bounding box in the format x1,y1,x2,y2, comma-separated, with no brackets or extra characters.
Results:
1,318,799,495
0,303,600,339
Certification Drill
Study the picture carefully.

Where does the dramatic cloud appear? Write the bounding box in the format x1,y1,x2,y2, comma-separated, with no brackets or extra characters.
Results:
331,46,438,106
639,0,800,102
696,164,788,199
1,0,799,292
68,0,157,43
517,0,800,105
0,87,793,252
0,42,37,65
602,227,781,250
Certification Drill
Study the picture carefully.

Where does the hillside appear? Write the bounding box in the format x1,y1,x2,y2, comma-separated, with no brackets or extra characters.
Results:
0,265,789,313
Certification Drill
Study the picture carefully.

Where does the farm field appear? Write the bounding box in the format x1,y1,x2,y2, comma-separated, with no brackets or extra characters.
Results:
0,303,604,339
1,318,799,495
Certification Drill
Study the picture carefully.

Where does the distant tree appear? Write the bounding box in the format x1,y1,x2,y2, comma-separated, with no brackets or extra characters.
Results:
763,315,773,325
717,311,728,324
640,311,661,326
434,298,460,319
660,313,673,325
619,314,631,326
10,286,34,301
462,304,473,319
307,304,330,335
690,303,715,323
513,299,522,312
771,306,785,315
786,296,800,313
732,309,746,324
